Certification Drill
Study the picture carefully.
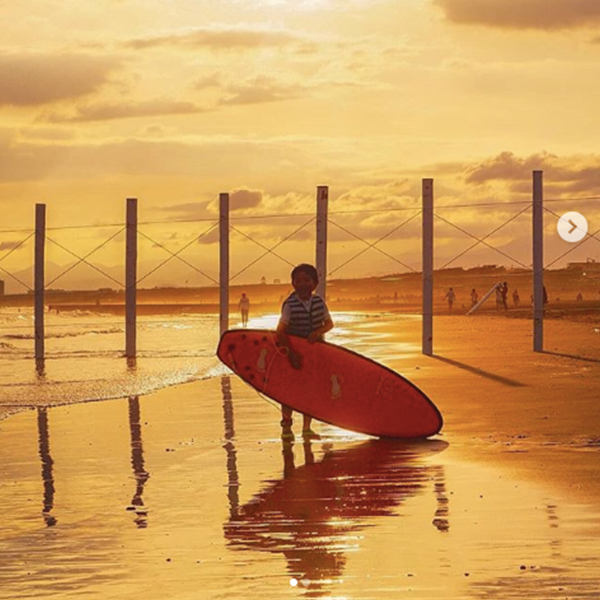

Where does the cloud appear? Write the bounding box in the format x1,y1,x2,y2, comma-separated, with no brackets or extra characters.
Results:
464,151,600,195
124,26,309,52
465,151,550,183
435,0,600,31
0,52,123,107
217,77,307,106
43,99,206,123
0,240,22,252
230,187,263,210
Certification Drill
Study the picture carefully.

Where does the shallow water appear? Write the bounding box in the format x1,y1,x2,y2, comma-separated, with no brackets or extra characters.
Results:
0,308,224,420
0,308,404,420
2,310,600,599
1,375,599,600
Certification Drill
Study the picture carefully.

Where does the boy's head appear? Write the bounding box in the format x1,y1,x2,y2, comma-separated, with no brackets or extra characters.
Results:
291,263,318,299
291,263,318,284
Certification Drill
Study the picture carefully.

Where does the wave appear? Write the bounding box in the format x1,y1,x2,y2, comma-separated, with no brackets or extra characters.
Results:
2,327,123,340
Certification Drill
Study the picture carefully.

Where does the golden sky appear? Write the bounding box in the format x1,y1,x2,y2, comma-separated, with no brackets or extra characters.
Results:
1,0,600,289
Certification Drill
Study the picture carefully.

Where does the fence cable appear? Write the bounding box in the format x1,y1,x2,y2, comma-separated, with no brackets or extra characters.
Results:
327,212,421,277
45,228,126,289
543,206,600,269
229,225,295,268
0,232,35,292
136,222,220,287
434,213,531,271
229,216,316,283
440,205,531,270
0,265,33,292
0,232,35,265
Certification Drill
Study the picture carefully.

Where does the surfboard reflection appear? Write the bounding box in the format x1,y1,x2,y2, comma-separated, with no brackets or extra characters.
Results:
224,438,448,596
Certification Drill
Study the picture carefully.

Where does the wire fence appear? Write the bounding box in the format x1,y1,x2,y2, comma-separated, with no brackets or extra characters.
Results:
2,197,599,296
1,182,599,358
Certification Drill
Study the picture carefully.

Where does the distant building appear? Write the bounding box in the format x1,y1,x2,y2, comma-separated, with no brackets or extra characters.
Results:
566,260,600,273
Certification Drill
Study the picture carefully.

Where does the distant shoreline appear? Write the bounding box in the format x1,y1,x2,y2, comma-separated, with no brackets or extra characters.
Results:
33,298,599,323
2,264,599,322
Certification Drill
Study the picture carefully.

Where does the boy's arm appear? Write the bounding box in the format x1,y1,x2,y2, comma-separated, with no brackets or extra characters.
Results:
307,316,334,344
276,320,302,369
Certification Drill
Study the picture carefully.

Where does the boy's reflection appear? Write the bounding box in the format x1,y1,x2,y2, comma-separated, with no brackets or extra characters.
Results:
224,438,448,596
127,396,149,528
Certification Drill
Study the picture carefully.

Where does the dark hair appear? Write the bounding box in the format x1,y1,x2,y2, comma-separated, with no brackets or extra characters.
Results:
291,263,318,283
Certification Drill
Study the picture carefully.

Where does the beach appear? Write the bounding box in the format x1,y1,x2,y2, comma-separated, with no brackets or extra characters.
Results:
1,312,600,599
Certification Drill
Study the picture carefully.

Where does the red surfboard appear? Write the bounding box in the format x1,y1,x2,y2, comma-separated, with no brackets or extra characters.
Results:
217,329,442,438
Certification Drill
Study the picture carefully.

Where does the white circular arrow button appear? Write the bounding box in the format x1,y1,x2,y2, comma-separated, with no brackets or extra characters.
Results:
557,211,588,243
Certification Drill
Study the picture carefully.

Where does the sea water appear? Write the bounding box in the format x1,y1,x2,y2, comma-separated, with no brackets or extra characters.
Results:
0,307,223,420
0,308,414,421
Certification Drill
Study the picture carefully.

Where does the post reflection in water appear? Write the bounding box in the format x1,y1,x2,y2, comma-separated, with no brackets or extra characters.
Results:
127,396,150,528
224,436,449,597
221,375,240,519
35,358,46,379
37,407,57,527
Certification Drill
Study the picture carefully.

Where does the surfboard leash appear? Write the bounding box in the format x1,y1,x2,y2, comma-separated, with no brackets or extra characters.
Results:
253,332,291,413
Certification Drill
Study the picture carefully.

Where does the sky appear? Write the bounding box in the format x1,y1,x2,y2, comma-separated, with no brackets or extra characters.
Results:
1,0,600,291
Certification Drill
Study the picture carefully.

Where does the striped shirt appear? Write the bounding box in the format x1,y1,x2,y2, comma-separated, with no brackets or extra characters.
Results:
280,293,330,339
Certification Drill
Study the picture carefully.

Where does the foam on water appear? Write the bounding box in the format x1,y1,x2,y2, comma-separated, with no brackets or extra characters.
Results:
0,307,222,419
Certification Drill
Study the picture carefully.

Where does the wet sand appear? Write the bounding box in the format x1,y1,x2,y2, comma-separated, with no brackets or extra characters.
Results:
1,314,600,599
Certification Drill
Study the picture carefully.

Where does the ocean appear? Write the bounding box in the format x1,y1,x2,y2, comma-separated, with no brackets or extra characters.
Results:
0,307,415,421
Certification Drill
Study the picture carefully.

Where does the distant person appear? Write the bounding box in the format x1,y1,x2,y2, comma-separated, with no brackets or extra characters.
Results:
495,284,503,310
500,282,509,310
470,288,479,307
276,263,334,442
443,288,456,313
238,292,250,327
512,289,520,307
577,292,583,301
543,285,548,306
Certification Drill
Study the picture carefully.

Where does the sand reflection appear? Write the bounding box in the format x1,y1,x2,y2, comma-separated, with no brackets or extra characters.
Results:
224,437,448,597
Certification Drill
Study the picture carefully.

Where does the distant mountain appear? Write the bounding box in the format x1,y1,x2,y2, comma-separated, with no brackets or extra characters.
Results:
2,259,220,294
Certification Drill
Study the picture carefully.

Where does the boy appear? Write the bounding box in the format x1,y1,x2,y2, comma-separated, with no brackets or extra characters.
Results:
276,263,334,441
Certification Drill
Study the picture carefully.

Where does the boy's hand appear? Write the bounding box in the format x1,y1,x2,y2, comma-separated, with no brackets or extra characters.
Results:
288,350,302,370
307,331,321,344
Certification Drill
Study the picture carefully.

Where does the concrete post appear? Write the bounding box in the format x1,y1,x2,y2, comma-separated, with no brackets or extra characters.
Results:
219,193,230,337
34,203,46,362
126,198,137,358
422,179,434,356
316,186,329,300
533,171,544,352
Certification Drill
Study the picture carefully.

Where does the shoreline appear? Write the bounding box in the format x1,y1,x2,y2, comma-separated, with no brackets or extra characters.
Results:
1,312,600,598
5,297,597,325
3,311,598,502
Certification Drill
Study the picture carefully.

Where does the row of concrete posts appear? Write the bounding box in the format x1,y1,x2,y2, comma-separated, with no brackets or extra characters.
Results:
32,172,546,362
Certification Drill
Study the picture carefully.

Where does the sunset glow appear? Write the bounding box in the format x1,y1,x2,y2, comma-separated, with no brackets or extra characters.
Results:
1,0,599,289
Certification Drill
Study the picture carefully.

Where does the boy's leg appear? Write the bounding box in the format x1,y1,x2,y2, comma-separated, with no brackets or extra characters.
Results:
280,405,294,441
302,414,321,440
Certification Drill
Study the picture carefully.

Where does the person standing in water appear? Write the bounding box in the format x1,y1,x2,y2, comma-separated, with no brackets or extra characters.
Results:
443,288,456,313
238,292,250,327
276,264,334,441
